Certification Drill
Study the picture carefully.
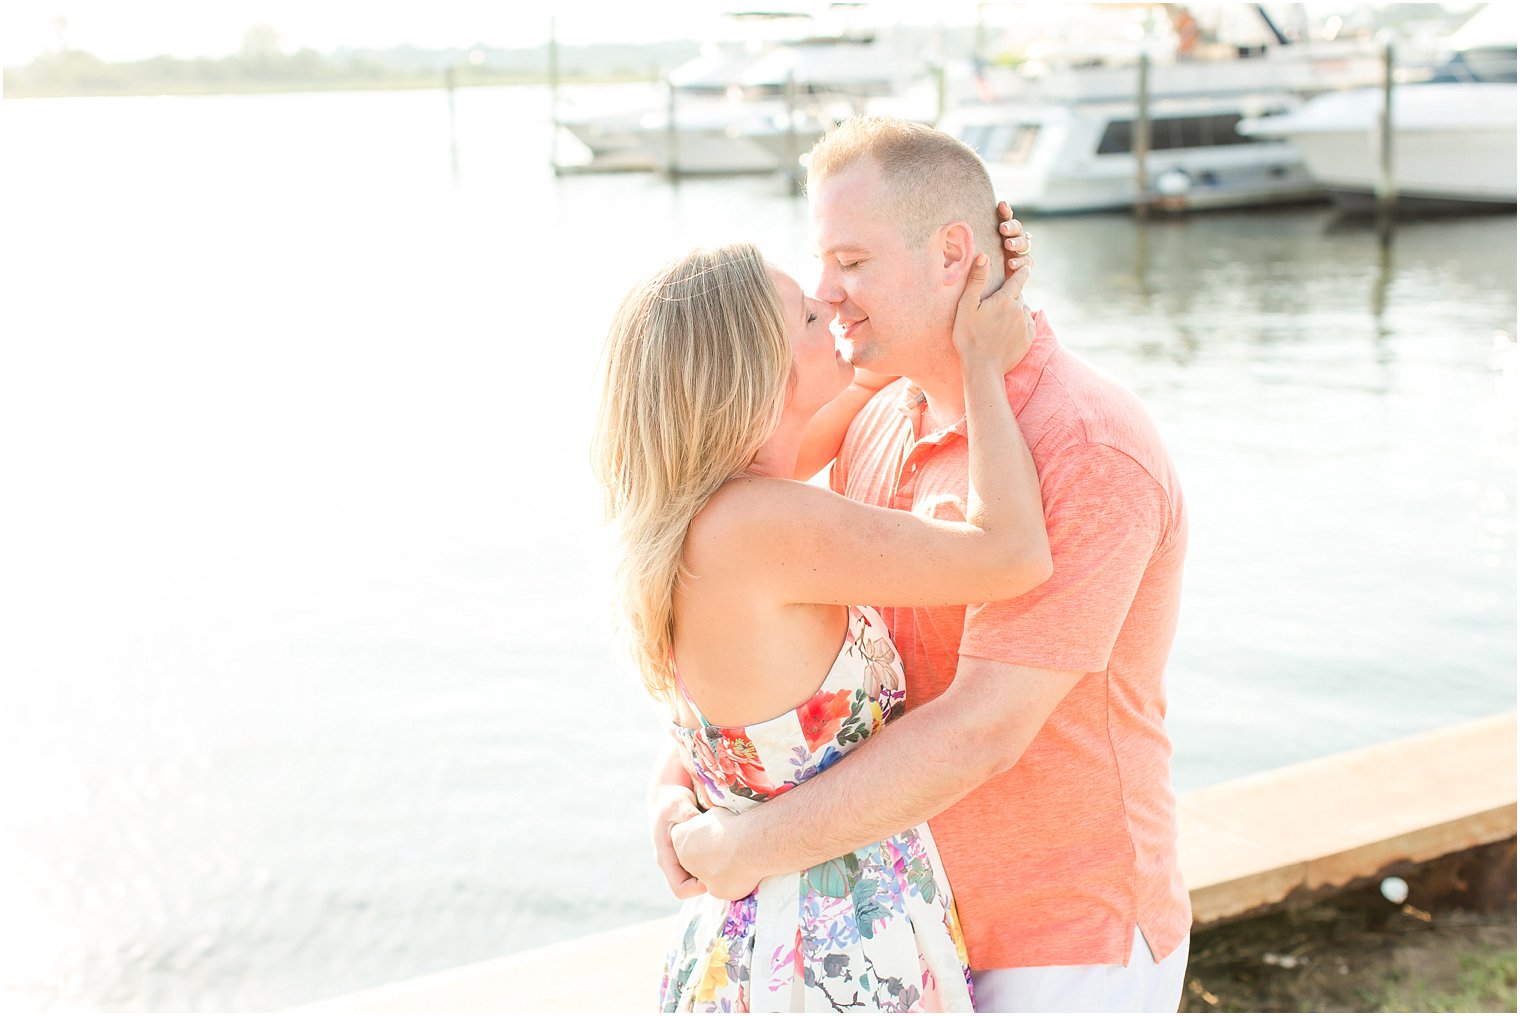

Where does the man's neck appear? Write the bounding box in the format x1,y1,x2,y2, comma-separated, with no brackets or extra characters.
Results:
911,371,968,436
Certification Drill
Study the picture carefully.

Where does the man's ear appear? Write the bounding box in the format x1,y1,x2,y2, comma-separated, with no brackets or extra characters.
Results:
937,221,977,283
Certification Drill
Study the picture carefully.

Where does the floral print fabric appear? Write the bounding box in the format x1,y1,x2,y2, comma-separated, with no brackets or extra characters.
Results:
659,606,973,1013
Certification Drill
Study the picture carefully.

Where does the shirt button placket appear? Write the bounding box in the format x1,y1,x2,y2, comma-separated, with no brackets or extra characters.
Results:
894,451,921,510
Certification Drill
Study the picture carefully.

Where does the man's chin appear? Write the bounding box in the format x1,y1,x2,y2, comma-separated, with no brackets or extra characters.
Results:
843,340,874,368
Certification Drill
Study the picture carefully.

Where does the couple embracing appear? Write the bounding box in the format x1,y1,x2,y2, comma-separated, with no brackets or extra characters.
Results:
593,116,1190,1014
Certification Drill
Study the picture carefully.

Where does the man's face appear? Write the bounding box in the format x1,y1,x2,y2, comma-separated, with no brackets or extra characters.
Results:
808,160,948,377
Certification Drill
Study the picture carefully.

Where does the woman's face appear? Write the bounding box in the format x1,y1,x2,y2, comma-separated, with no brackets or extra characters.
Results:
768,265,853,417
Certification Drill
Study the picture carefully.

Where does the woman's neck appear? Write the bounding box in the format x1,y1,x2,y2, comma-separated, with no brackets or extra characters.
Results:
743,415,807,480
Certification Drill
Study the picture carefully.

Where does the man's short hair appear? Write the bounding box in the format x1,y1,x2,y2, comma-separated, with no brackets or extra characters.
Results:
806,116,998,257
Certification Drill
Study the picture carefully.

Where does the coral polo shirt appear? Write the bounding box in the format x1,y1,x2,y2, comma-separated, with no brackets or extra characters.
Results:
831,312,1191,970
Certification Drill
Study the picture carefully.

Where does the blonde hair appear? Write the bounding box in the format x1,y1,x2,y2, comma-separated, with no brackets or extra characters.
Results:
592,243,791,701
807,115,999,257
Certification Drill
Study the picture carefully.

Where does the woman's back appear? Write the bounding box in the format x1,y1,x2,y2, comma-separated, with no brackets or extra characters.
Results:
671,478,855,730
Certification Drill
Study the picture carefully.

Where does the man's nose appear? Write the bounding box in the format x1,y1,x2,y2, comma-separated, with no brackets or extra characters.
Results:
814,264,846,307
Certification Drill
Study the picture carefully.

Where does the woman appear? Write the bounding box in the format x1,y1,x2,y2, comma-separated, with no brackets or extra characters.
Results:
592,233,1044,1012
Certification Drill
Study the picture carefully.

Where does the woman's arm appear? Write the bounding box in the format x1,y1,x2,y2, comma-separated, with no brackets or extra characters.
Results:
690,254,1049,610
956,256,1042,587
793,368,898,481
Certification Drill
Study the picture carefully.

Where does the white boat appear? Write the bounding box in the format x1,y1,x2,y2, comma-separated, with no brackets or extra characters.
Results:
1236,7,1518,212
559,6,934,177
940,6,1395,213
556,44,773,173
626,96,813,176
557,109,659,173
1237,83,1516,211
947,87,1323,214
629,23,932,176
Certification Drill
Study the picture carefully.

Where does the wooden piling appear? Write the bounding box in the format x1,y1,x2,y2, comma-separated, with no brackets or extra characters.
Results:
548,16,560,174
1134,51,1151,216
445,64,459,183
665,81,680,181
1375,38,1398,221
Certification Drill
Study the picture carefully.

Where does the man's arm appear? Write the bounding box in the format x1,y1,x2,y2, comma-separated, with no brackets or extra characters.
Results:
672,656,1082,899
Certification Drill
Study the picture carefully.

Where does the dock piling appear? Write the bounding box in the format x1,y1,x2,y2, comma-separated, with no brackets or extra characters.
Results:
1375,37,1398,224
1134,51,1151,216
445,64,460,184
548,16,560,175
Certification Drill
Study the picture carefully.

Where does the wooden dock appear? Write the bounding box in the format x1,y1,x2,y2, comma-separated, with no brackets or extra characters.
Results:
294,712,1516,1013
1180,711,1515,924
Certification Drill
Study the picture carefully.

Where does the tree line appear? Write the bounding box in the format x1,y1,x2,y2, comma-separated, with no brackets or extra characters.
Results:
4,30,700,98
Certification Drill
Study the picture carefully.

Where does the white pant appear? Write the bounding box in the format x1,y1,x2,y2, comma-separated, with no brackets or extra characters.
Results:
971,925,1189,1013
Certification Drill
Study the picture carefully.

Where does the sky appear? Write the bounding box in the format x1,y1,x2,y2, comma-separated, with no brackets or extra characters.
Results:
0,0,987,65
1,1,1483,67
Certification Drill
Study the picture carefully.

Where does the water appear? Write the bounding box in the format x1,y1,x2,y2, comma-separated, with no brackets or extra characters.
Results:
0,85,1513,1011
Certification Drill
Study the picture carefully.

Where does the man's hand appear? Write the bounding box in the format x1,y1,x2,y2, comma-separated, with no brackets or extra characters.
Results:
671,808,760,901
650,782,707,900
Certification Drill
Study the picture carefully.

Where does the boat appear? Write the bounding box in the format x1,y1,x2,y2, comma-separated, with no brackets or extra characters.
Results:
558,6,934,177
629,18,935,176
940,5,1393,214
555,41,777,173
1236,6,1517,212
945,86,1322,214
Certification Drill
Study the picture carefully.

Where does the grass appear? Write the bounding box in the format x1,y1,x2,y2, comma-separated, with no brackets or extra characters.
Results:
1378,944,1518,1013
1182,886,1516,1013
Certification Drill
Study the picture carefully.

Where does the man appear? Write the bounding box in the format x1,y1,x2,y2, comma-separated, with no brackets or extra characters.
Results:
656,116,1191,1012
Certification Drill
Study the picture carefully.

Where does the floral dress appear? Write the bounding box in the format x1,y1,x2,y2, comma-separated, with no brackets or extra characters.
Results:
658,605,973,1013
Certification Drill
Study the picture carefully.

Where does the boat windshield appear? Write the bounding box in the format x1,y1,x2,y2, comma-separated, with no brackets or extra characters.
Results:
961,123,1040,164
1429,46,1518,84
1095,111,1284,155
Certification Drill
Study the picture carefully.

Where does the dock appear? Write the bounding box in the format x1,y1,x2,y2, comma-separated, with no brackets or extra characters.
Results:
294,712,1516,1013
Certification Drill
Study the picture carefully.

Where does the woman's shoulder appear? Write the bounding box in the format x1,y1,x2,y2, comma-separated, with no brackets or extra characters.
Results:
694,474,830,526
685,476,841,569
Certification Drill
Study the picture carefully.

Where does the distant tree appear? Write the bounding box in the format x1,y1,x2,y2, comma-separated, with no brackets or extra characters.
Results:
242,24,284,59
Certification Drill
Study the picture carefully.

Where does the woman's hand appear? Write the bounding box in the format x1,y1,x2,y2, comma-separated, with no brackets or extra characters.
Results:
952,253,1035,378
998,200,1033,283
650,783,708,899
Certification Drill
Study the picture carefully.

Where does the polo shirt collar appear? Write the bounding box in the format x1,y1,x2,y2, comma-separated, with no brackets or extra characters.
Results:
1005,310,1059,417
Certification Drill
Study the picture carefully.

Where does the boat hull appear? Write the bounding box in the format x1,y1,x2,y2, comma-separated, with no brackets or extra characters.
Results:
1290,126,1516,207
1238,82,1518,210
631,126,782,175
986,141,1322,214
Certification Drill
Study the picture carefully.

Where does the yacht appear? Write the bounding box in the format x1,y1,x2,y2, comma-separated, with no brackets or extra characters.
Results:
946,85,1320,214
555,42,775,173
1236,6,1517,212
627,19,932,176
557,7,932,177
941,7,1390,213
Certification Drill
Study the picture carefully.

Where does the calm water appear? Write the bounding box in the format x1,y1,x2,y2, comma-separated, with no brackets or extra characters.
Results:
0,85,1513,1011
